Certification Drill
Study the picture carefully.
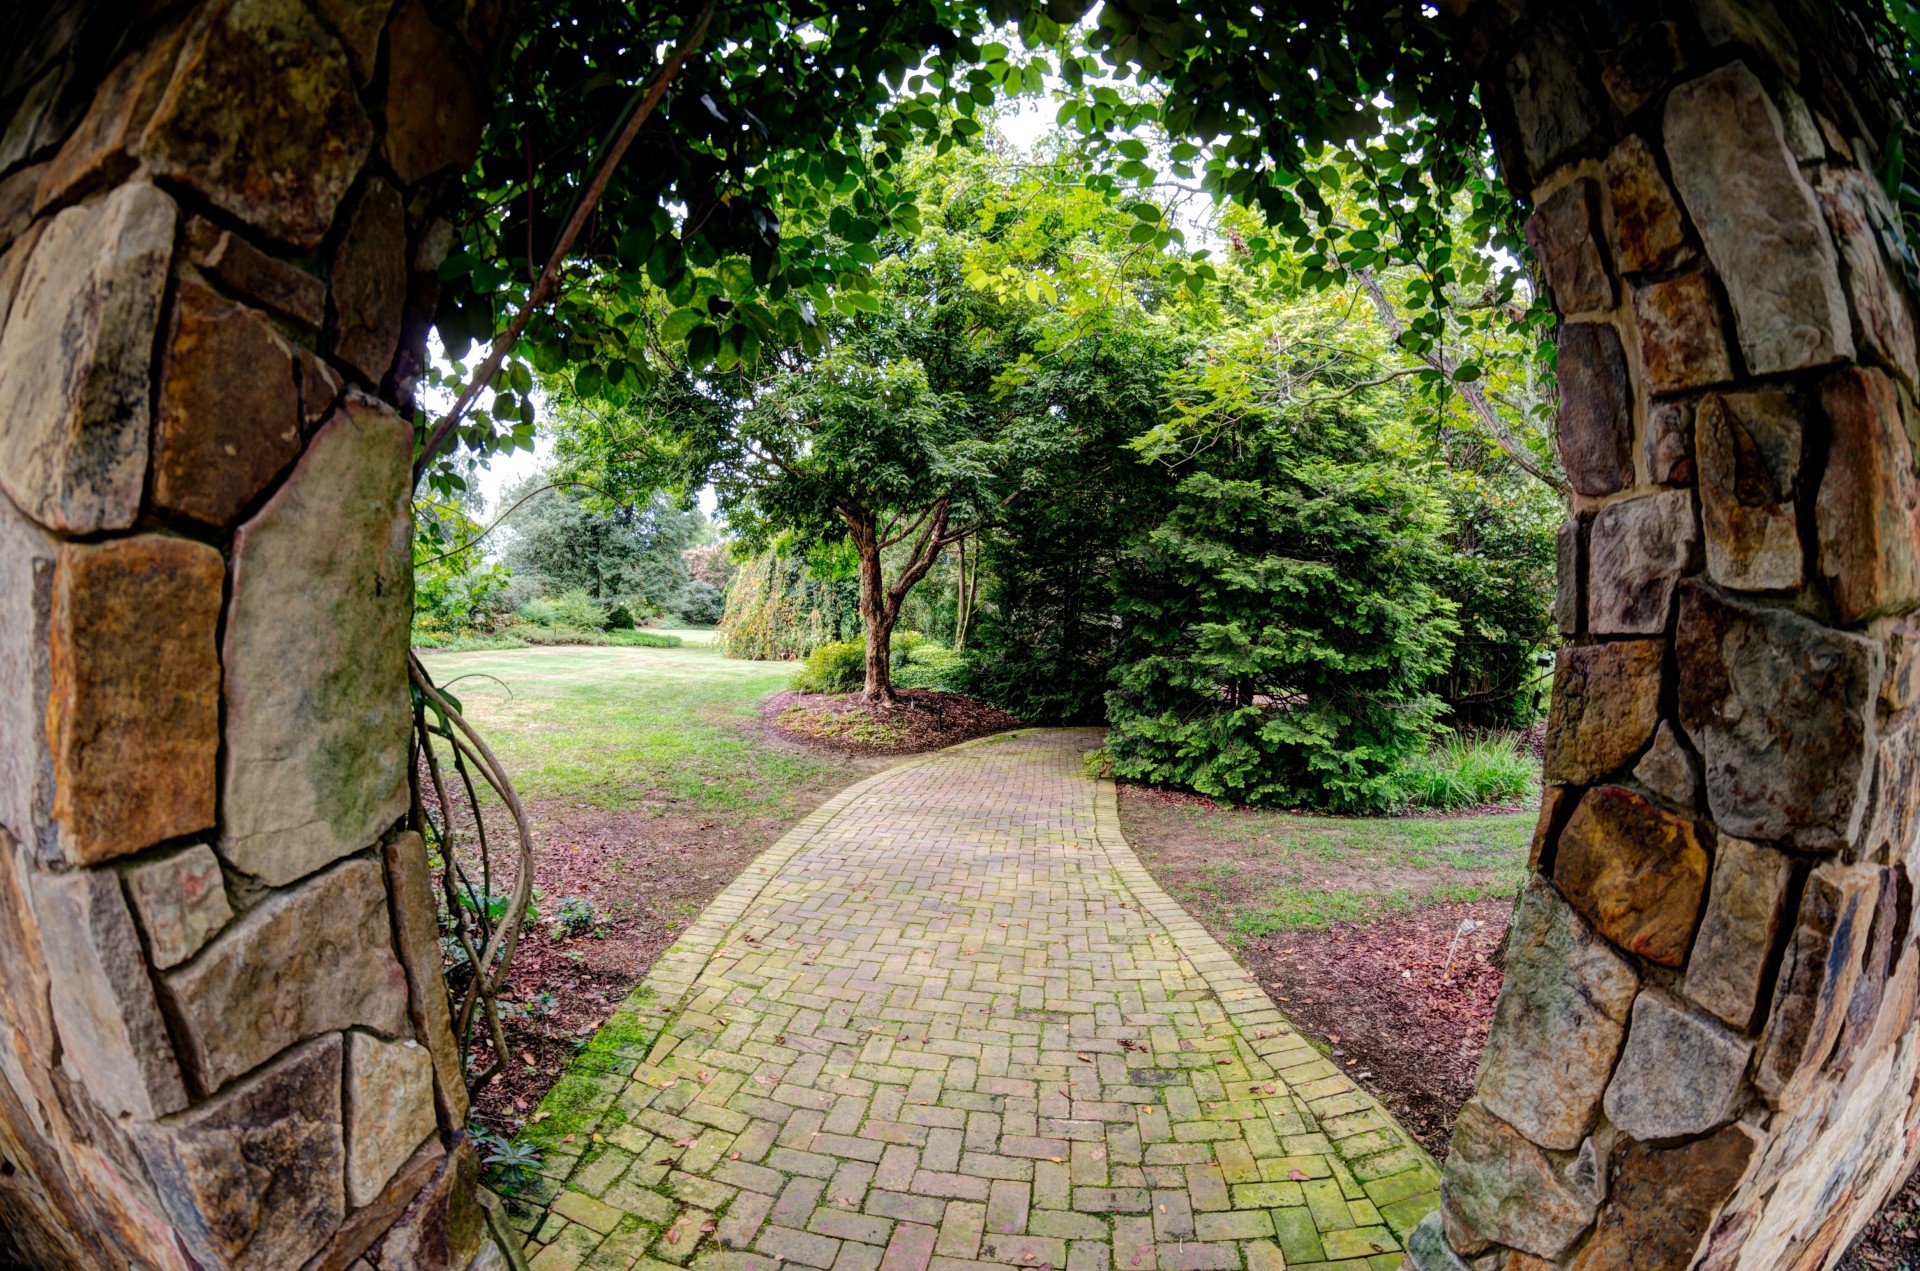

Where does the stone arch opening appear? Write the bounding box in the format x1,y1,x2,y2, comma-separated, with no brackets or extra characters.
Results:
0,3,1915,1269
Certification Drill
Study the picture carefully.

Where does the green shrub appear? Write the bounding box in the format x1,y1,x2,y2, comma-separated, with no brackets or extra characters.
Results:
891,630,928,666
608,629,683,648
792,640,866,693
893,642,970,692
518,597,560,626
605,602,637,630
1393,732,1539,811
412,628,529,652
550,589,609,630
502,623,611,646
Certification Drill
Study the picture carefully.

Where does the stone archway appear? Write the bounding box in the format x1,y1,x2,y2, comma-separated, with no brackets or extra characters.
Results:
1417,4,1920,1269
2,2,1918,1270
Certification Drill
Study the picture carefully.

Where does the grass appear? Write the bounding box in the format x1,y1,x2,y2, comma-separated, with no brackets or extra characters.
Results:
1393,732,1539,811
417,642,847,813
1120,791,1535,940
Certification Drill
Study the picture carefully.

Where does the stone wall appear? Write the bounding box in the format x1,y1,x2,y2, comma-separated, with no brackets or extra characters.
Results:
1414,4,1920,1271
0,3,503,1267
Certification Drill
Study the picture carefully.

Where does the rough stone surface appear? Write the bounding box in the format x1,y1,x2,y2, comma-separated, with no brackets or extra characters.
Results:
140,0,373,249
1557,323,1633,497
1633,273,1732,394
1475,878,1638,1151
1645,400,1693,485
1588,490,1699,635
1527,179,1612,315
307,1140,443,1271
1552,785,1709,967
222,397,414,886
1552,518,1581,635
1503,24,1599,184
1601,994,1752,1140
0,181,175,533
1567,1127,1757,1271
48,536,224,864
381,2,485,184
1832,866,1908,1073
31,25,186,211
330,178,406,383
184,215,327,329
160,858,410,1092
0,495,54,855
153,275,304,527
310,0,395,84
385,831,469,1130
1543,640,1663,786
1685,836,1794,1030
124,843,232,970
1405,1211,1470,1271
369,1142,484,1271
1755,862,1880,1104
1604,134,1691,274
29,863,188,1119
0,220,45,334
1633,720,1698,805
1530,784,1571,870
1817,366,1920,623
1665,63,1853,375
1676,581,1880,850
344,1032,437,1209
1818,166,1919,389
132,1035,345,1271
1696,389,1802,592
1440,1100,1596,1260
296,345,346,433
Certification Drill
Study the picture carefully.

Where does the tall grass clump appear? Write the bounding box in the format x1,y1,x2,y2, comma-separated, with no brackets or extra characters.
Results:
1395,732,1539,811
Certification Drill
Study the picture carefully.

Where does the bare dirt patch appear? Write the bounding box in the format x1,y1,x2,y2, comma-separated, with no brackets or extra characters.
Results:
763,688,1023,756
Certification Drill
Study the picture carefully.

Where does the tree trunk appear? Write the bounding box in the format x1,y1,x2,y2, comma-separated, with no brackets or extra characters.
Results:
852,519,895,704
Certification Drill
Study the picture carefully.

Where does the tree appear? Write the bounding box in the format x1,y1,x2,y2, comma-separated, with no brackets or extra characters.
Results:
499,474,713,619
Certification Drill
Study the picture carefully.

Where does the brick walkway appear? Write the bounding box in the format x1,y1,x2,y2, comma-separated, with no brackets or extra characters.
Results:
513,730,1439,1271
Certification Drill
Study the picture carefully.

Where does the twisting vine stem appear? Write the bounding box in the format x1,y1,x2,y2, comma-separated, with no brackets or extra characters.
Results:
408,653,535,1094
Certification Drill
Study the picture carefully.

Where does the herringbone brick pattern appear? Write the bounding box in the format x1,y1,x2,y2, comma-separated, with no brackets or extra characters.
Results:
514,730,1439,1271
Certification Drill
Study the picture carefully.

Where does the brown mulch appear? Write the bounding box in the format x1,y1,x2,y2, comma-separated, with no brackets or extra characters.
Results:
762,688,1023,755
1238,900,1512,1157
1840,1171,1920,1269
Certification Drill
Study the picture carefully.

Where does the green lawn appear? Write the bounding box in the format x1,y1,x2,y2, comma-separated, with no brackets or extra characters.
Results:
417,643,838,813
1120,788,1535,938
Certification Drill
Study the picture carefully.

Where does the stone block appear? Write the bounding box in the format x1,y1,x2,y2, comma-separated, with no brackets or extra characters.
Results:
1601,994,1750,1140
1543,640,1662,786
1565,1126,1757,1271
1404,1211,1469,1271
385,830,470,1129
1502,24,1600,185
1664,63,1852,375
0,219,45,333
1817,366,1920,623
131,1035,344,1271
330,178,406,383
0,495,56,851
1632,721,1697,806
311,0,396,85
32,25,187,211
160,858,410,1092
1526,179,1611,315
48,537,224,864
1754,861,1881,1104
369,1140,485,1270
29,863,187,1119
1832,866,1909,1074
1552,785,1708,967
1817,166,1919,389
153,275,304,527
1685,836,1793,1031
296,346,346,433
381,2,487,184
1440,1101,1596,1261
0,163,43,253
1551,518,1580,635
1645,400,1692,486
140,0,372,249
307,1139,444,1271
1556,323,1633,497
1604,135,1691,276
1597,20,1684,116
1632,274,1731,395
1676,582,1880,850
1474,878,1637,1151
124,843,232,969
346,1031,438,1209
221,397,413,886
1696,390,1802,592
1530,784,1570,870
184,216,327,329
0,181,175,533
1588,490,1698,636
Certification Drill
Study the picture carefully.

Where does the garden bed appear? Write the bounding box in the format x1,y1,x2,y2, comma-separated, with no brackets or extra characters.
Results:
762,687,1022,755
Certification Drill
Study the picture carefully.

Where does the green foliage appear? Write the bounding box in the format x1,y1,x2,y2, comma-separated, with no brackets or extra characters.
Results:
605,601,636,629
503,622,610,646
1105,412,1459,814
549,589,611,630
500,474,714,622
1392,732,1540,812
719,550,861,660
553,896,597,937
892,642,969,693
516,597,560,625
608,630,683,648
791,641,867,694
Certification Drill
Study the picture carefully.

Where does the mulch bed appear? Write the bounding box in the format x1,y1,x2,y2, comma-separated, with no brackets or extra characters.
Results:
762,688,1022,755
1237,899,1513,1158
1839,1174,1920,1269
